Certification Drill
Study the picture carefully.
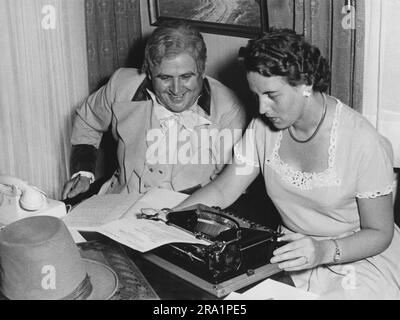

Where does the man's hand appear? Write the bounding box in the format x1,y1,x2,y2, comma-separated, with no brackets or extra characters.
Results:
62,175,91,199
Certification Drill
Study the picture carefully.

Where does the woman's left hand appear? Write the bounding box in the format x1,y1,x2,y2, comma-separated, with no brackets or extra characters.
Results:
270,233,332,271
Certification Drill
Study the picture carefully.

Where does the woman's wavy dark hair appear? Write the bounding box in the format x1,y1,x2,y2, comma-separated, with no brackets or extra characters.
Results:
239,28,331,92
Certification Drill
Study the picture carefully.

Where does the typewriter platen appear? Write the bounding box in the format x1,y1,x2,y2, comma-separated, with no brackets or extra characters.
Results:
141,204,286,297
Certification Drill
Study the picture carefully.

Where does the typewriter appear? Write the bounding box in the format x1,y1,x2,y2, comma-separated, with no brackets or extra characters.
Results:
140,204,286,297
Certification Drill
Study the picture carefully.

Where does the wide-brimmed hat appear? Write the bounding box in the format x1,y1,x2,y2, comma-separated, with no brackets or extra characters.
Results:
0,215,118,300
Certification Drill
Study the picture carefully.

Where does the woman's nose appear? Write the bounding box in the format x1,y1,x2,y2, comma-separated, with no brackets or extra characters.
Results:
259,100,273,115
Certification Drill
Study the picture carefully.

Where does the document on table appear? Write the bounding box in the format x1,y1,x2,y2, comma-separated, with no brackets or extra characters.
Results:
99,215,210,252
63,188,209,251
63,194,140,231
224,279,319,300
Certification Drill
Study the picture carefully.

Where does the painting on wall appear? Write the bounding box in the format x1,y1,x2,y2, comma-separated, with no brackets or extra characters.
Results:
148,0,269,38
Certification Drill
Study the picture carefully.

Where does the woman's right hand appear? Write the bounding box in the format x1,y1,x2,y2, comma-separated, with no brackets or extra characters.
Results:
270,233,334,271
62,175,90,200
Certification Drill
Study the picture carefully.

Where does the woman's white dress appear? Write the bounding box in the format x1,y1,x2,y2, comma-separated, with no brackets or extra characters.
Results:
234,99,400,299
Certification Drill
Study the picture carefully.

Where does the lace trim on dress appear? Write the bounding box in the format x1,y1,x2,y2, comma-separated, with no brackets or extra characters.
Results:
234,143,260,167
355,183,395,199
265,103,343,190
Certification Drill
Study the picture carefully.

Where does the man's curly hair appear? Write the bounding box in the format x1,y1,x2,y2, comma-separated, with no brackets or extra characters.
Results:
142,20,207,76
239,28,331,92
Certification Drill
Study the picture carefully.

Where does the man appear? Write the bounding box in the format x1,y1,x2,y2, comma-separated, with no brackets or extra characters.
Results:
62,20,246,202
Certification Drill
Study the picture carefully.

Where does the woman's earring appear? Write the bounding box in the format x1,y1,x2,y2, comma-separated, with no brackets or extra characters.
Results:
303,89,312,97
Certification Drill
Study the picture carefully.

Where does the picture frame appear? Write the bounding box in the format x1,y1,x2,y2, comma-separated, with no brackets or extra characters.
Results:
148,0,269,38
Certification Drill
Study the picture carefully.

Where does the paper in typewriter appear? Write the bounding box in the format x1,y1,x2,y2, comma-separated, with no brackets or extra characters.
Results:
63,188,209,252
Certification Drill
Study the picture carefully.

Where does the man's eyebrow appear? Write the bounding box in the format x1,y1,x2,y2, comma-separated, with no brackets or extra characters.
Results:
155,73,171,78
155,72,196,78
180,72,196,76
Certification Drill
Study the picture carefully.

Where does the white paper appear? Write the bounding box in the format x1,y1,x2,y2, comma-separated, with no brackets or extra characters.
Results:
62,188,209,252
224,279,319,300
98,188,209,251
99,216,209,252
63,194,139,230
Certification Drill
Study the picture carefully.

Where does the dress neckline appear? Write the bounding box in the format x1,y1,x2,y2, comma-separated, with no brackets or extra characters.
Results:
265,99,343,190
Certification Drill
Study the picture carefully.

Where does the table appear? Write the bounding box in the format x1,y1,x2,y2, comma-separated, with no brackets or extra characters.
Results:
74,189,294,299
80,232,294,300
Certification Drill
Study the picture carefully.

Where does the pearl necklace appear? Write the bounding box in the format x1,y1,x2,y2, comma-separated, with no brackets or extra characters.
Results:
288,93,327,143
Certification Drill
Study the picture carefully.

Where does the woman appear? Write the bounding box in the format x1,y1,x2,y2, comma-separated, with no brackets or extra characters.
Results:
175,28,400,299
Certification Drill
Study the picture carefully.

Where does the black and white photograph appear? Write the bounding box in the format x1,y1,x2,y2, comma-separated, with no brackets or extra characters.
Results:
0,0,400,306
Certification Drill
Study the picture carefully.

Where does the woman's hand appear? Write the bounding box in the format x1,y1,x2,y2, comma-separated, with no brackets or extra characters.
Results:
270,233,333,271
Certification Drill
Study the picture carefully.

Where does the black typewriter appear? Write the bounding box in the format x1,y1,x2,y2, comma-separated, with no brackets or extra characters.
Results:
140,204,286,293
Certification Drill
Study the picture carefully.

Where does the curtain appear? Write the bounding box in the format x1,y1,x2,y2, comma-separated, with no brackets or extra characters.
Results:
362,0,400,168
0,0,88,199
267,0,364,112
84,0,143,179
85,0,143,93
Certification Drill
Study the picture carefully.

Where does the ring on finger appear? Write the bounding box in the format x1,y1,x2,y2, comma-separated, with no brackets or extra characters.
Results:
302,256,309,265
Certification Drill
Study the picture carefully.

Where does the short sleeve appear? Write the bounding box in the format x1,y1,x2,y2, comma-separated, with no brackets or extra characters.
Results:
355,131,395,199
233,118,262,168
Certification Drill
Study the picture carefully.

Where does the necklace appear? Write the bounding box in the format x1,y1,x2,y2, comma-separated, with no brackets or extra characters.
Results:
288,93,327,143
